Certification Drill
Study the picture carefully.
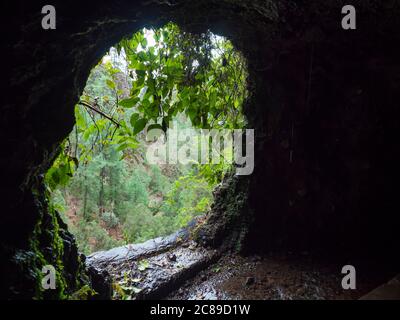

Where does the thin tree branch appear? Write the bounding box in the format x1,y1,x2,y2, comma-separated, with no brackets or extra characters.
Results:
78,101,121,127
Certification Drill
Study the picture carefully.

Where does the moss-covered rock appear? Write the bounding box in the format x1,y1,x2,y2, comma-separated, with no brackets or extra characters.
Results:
195,173,251,251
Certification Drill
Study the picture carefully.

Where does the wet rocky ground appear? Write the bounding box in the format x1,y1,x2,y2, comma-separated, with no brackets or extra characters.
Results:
87,223,395,300
166,253,388,300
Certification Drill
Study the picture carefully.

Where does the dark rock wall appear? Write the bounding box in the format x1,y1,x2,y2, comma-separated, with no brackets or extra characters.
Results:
1,0,400,298
245,39,400,258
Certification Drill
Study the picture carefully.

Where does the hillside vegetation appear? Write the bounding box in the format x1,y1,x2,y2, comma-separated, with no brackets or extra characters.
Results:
46,23,247,255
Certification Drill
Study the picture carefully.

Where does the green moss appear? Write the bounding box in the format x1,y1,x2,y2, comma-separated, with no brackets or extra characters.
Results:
28,212,67,299
18,185,93,300
194,173,250,250
69,284,97,300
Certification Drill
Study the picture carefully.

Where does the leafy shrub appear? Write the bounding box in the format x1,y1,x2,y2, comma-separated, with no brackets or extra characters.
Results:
101,211,119,228
149,165,168,194
72,220,123,255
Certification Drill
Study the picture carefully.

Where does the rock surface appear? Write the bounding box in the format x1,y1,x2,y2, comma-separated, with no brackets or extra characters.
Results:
88,241,219,299
87,220,219,300
167,253,393,300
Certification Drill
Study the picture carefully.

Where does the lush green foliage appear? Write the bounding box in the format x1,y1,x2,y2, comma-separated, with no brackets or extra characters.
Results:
46,23,247,255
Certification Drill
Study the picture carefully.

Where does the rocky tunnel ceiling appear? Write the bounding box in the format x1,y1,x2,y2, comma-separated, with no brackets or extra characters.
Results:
2,0,400,299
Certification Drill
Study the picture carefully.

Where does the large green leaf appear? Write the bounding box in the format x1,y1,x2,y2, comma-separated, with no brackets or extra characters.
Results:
130,113,140,127
119,97,140,108
133,118,147,135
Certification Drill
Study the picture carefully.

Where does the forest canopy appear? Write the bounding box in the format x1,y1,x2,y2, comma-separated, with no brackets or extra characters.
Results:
46,23,248,255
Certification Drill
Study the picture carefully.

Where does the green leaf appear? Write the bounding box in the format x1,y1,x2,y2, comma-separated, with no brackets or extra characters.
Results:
119,97,140,108
136,69,146,81
106,79,115,90
116,143,129,152
137,51,147,62
75,107,85,128
50,169,60,185
130,60,147,71
212,267,221,273
133,118,147,135
130,113,140,127
138,260,149,271
131,84,142,97
120,285,142,294
140,37,147,48
209,91,217,108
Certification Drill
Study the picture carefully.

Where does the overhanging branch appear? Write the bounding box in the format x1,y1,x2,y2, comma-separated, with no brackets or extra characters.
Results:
78,101,121,127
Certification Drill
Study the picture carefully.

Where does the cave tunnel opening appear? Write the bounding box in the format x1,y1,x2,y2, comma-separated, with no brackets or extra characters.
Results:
2,0,400,300
46,23,249,258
